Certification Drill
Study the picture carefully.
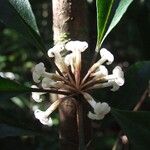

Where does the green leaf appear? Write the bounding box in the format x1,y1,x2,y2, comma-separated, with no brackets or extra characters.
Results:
0,124,35,138
0,0,46,53
111,61,150,110
0,105,52,137
112,109,150,150
0,77,30,101
96,0,133,50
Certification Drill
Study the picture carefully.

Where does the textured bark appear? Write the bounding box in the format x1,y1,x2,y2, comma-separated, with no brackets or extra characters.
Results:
52,0,88,44
52,0,92,149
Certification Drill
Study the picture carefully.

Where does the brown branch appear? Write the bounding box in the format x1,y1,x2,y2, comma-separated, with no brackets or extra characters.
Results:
133,88,149,111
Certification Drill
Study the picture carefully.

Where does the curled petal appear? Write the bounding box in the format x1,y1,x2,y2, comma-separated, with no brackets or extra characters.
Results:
65,41,88,52
110,81,120,91
34,62,45,72
48,44,68,74
31,85,44,102
88,112,105,120
34,109,53,126
47,44,64,57
100,48,114,65
112,66,124,86
104,66,124,88
32,62,46,83
32,72,41,83
91,65,108,77
41,77,62,89
94,102,111,115
88,102,111,120
31,92,43,102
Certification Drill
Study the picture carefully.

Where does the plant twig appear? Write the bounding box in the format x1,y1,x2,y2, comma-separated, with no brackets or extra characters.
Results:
133,88,149,111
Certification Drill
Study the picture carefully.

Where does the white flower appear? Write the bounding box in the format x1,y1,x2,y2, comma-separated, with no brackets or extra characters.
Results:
47,44,68,74
34,99,61,126
86,48,114,75
104,66,124,86
99,48,114,65
31,85,44,102
90,66,124,91
31,92,43,102
83,93,110,120
88,102,111,120
47,44,64,58
0,72,16,80
65,41,88,52
32,62,46,83
64,53,75,73
31,41,124,125
34,109,53,126
110,81,120,91
65,41,88,86
91,65,108,77
65,41,88,73
41,77,62,89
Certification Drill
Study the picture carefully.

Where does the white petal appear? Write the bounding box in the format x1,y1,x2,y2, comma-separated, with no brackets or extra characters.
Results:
32,72,40,83
31,92,43,102
87,111,98,120
65,41,88,52
94,102,111,115
42,77,54,89
47,44,64,57
104,66,124,88
40,117,53,126
92,65,108,77
112,66,124,86
34,109,53,126
88,111,104,120
32,62,45,83
64,53,75,73
110,81,120,91
100,48,114,65
93,102,102,114
34,109,47,120
34,62,45,73
100,102,111,114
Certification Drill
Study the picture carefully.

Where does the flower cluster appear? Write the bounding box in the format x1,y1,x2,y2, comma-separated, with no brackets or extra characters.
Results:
32,41,124,125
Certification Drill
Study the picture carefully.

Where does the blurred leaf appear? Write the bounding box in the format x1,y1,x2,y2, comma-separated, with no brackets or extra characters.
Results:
0,124,34,138
112,109,150,150
111,61,150,109
0,105,52,137
0,0,46,53
96,0,133,50
0,77,30,101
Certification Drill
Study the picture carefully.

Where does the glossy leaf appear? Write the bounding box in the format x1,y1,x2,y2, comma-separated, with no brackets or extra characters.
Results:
0,105,52,137
0,77,31,101
0,124,35,138
112,109,150,150
0,0,46,52
96,0,133,51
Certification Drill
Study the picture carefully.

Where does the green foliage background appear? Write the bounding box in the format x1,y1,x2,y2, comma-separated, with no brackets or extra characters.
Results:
0,0,149,149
